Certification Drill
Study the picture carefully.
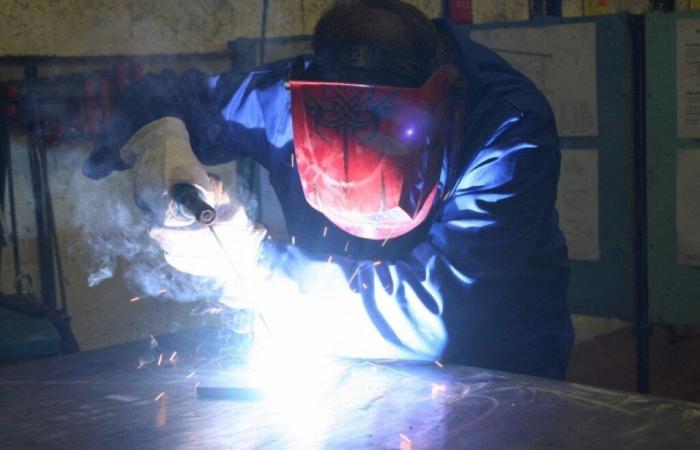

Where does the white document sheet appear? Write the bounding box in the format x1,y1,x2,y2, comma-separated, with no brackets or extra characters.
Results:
677,19,700,139
471,22,598,137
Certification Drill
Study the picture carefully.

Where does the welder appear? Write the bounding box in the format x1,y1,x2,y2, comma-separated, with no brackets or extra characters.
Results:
83,0,574,379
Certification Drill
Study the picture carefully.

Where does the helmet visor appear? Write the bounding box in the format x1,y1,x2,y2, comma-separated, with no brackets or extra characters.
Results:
289,65,452,240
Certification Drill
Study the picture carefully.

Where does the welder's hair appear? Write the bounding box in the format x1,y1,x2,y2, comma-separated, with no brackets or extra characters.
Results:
311,0,441,86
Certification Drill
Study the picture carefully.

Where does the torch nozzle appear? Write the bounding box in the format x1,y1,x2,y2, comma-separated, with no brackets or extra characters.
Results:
171,183,216,225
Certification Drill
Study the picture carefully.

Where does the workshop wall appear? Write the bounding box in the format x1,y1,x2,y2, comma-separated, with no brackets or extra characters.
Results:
0,0,639,351
0,0,441,56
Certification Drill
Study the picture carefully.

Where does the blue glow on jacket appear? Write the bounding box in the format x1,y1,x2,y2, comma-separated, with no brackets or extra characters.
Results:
84,19,574,379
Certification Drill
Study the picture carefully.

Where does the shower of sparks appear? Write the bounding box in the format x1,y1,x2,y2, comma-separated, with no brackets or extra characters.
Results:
169,351,178,362
322,226,328,237
381,238,390,247
291,235,296,245
399,433,412,450
434,361,443,368
129,296,141,302
362,283,368,289
186,371,196,379
344,240,350,252
154,392,165,402
157,354,164,367
372,260,381,267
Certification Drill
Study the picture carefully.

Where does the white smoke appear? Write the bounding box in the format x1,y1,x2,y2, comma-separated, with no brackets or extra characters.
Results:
65,149,256,304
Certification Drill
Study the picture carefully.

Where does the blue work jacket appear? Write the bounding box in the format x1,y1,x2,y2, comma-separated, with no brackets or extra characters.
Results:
85,20,574,379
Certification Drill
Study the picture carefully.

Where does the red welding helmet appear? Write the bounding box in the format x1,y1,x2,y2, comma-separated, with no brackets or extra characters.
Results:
289,55,453,240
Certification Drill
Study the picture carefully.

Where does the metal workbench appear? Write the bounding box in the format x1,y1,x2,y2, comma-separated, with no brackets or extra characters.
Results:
1,328,699,449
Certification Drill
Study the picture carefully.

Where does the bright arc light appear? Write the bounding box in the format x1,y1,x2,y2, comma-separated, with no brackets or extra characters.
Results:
226,323,347,448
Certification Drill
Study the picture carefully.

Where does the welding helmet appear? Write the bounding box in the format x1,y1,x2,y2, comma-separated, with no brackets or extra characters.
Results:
288,48,453,240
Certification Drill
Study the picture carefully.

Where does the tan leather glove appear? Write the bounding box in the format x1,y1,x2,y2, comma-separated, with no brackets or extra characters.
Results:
121,117,267,305
119,116,214,227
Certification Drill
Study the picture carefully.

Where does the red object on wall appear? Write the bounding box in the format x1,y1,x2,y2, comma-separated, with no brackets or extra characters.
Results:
448,0,473,24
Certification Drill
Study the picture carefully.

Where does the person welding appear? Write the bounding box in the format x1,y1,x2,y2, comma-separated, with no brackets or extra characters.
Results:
83,0,574,379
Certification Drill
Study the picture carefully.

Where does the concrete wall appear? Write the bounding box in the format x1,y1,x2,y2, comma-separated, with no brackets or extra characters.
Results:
0,0,442,56
0,0,636,351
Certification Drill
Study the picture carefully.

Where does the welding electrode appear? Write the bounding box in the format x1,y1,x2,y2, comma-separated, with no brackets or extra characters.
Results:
170,182,271,337
171,183,216,225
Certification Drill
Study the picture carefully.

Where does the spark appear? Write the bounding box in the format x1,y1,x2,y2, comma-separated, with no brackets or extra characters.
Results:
400,433,412,450
169,351,178,362
381,237,390,247
158,288,167,295
194,382,201,389
186,371,196,379
373,260,381,267
137,358,151,369
154,392,165,402
290,154,295,167
362,283,368,289
129,296,141,302
434,361,443,368
348,266,361,285
149,335,159,349
327,255,333,264
157,354,164,366
344,240,350,252
322,226,328,237
291,235,296,245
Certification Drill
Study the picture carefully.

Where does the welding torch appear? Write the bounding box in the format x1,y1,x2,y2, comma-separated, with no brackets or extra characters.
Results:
171,183,217,226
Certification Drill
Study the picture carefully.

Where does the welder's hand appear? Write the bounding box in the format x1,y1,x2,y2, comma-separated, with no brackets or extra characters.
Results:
148,178,267,298
119,116,214,227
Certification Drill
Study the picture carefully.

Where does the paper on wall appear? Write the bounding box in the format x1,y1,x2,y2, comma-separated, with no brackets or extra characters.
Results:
471,22,598,137
677,148,700,266
677,19,700,139
556,149,600,261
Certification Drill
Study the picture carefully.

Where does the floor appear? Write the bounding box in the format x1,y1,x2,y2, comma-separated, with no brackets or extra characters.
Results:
566,324,700,404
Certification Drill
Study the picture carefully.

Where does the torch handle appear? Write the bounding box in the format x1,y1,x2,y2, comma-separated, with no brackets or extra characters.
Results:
171,183,216,225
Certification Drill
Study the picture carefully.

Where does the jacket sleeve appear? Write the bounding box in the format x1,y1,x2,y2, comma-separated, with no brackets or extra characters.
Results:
83,62,292,179
256,103,564,361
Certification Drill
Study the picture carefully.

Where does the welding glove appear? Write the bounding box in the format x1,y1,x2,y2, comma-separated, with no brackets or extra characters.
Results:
120,117,267,304
119,116,214,227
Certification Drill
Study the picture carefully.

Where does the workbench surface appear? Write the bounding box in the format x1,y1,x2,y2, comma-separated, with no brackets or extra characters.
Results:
1,328,699,449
